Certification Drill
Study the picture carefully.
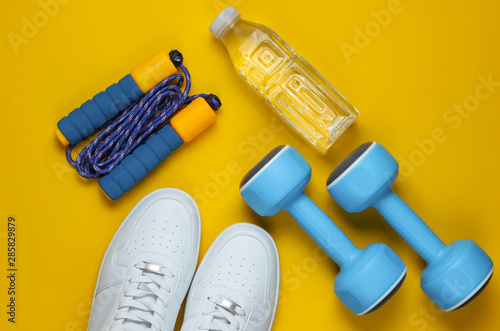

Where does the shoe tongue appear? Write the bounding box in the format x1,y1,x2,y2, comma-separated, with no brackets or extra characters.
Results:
123,269,161,328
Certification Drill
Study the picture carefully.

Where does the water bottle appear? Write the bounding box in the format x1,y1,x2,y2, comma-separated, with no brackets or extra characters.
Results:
209,6,359,152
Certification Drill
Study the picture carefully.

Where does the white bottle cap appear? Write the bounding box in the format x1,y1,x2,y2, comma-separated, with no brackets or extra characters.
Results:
209,6,241,39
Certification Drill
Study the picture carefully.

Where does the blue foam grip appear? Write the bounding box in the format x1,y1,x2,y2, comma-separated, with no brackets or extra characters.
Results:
98,124,184,200
57,74,143,145
286,194,359,268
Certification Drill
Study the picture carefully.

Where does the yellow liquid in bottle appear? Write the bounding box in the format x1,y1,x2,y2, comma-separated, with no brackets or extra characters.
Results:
221,19,359,151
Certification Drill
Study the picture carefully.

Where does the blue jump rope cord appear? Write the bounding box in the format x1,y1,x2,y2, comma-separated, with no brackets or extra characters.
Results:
66,61,211,179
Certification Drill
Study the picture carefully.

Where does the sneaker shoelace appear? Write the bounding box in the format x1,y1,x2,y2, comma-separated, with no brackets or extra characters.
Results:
198,296,246,331
110,262,174,331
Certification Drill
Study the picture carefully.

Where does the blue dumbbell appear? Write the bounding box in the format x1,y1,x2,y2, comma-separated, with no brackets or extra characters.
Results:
239,145,407,315
327,142,494,311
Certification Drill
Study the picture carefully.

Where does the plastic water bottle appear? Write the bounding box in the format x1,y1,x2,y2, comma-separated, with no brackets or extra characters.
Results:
209,7,359,152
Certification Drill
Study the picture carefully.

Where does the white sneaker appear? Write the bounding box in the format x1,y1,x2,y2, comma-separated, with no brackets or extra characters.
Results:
87,188,201,331
180,223,280,331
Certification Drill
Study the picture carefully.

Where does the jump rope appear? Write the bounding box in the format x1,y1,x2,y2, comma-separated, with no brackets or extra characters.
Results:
56,50,221,199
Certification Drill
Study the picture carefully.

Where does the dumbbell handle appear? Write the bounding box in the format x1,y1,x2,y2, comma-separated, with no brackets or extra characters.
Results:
98,124,183,200
373,190,446,263
285,193,360,269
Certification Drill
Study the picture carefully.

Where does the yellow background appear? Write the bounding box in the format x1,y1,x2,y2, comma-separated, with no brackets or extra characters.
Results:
1,0,499,330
